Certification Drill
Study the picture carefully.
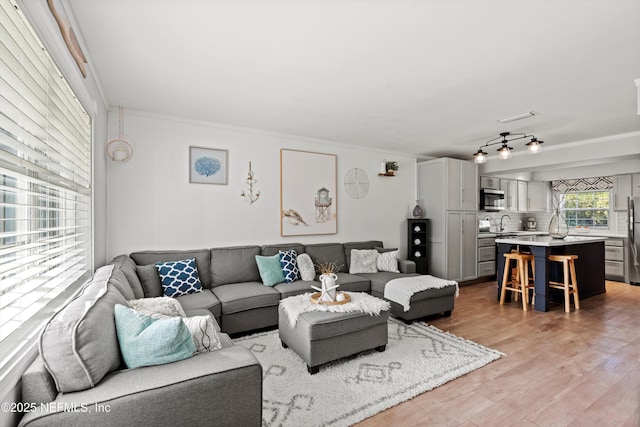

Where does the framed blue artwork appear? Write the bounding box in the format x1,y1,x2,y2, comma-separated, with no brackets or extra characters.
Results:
189,146,228,185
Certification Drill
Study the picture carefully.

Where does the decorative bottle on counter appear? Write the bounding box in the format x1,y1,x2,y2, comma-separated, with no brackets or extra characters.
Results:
548,209,568,239
412,200,424,219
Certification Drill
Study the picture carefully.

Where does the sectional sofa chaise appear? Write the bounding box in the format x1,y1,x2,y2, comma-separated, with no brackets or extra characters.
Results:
18,240,456,427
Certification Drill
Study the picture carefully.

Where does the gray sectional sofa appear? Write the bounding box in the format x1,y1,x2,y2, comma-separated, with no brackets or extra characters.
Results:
120,240,454,334
18,240,456,427
18,264,262,427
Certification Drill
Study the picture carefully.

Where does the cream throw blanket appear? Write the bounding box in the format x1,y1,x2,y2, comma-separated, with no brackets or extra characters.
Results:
384,275,459,312
280,292,390,328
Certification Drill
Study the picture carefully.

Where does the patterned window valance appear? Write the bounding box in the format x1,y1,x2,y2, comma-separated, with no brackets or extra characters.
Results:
552,176,613,193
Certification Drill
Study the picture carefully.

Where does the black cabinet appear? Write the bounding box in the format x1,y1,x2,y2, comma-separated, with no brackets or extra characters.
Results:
407,219,428,274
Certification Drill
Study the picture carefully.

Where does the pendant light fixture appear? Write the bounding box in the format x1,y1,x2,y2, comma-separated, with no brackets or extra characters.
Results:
526,137,542,153
473,132,543,164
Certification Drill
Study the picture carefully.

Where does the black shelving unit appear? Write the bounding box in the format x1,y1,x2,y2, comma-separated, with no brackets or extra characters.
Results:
407,219,429,274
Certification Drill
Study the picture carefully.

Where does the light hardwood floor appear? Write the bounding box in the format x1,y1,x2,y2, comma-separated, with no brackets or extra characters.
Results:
356,280,640,427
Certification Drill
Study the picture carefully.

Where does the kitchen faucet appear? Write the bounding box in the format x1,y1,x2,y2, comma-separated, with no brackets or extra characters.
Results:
500,214,511,232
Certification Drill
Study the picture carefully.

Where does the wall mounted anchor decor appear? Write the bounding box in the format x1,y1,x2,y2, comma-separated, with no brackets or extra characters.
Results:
241,161,260,204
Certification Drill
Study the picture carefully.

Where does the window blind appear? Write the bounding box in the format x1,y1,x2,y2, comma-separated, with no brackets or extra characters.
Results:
0,0,91,347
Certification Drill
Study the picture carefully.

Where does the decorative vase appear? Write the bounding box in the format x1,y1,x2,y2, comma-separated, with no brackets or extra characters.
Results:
412,200,424,218
319,273,339,302
548,209,568,239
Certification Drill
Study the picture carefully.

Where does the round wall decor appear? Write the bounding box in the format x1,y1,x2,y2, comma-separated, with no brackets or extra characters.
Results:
343,168,369,199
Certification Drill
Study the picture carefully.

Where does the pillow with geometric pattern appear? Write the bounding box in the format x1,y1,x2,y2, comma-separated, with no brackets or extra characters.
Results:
155,258,203,298
279,249,300,283
377,249,399,273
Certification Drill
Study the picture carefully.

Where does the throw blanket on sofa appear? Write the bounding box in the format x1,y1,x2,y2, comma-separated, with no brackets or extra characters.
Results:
384,275,459,312
280,292,390,327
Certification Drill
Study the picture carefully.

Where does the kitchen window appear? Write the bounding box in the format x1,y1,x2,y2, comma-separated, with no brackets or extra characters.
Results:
0,0,92,371
560,191,610,229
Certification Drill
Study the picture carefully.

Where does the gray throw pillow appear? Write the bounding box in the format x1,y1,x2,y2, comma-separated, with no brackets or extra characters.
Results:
39,265,127,393
297,253,316,281
136,264,163,297
349,249,379,274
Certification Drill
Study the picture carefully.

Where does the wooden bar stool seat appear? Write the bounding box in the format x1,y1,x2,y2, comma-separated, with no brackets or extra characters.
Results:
500,252,535,311
548,254,579,313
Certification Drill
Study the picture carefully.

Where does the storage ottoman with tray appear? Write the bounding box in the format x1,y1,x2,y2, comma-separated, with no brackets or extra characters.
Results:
278,293,389,374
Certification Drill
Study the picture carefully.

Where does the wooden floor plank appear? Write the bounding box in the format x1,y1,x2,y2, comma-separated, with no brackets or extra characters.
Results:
354,280,640,427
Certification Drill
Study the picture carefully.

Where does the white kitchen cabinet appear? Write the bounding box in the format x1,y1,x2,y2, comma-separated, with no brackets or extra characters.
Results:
517,181,528,212
605,238,626,281
446,211,478,281
527,181,550,212
613,175,632,211
480,176,500,190
500,179,518,211
418,158,478,281
446,159,478,211
478,236,496,277
632,174,640,198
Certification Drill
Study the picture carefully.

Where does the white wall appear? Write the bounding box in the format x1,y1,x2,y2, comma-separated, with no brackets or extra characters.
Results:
105,110,417,262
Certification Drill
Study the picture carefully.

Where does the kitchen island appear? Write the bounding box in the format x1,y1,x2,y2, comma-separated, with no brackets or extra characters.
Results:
495,235,606,312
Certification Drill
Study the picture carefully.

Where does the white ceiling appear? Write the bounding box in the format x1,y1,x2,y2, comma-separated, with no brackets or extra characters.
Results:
67,0,640,160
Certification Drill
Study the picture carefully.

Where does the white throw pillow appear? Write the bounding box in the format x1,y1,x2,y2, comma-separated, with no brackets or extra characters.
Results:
377,250,399,273
297,253,316,281
128,297,186,318
132,308,222,353
181,316,222,352
349,249,379,274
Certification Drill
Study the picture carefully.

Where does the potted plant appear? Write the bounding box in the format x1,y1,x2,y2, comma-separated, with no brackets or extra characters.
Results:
385,161,399,176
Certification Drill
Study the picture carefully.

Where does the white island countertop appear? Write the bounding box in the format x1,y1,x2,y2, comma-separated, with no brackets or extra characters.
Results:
494,235,607,247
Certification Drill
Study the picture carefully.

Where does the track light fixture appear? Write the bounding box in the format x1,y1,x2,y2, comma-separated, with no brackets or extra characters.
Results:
473,132,543,164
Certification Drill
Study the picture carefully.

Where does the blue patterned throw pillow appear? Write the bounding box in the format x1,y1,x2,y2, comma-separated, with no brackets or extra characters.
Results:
155,258,203,297
279,249,300,283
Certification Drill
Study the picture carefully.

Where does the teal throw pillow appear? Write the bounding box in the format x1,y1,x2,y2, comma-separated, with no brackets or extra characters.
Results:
255,254,286,286
114,304,196,369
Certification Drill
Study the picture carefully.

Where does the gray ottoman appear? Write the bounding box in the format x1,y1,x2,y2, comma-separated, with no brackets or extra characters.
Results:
278,303,389,374
381,285,456,324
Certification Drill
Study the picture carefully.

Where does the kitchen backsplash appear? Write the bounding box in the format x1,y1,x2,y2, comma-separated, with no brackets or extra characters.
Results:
478,210,627,235
616,211,627,235
478,212,536,232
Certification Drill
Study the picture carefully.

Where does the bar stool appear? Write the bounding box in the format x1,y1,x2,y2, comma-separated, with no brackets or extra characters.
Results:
548,254,579,313
500,252,535,311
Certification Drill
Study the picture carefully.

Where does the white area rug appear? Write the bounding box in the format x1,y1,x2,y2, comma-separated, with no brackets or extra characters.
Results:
233,318,504,427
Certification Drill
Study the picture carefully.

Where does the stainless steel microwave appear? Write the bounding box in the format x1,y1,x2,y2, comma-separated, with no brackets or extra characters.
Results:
480,188,505,211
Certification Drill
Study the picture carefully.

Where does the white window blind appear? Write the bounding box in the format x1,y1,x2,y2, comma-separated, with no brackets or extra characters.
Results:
0,0,91,351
